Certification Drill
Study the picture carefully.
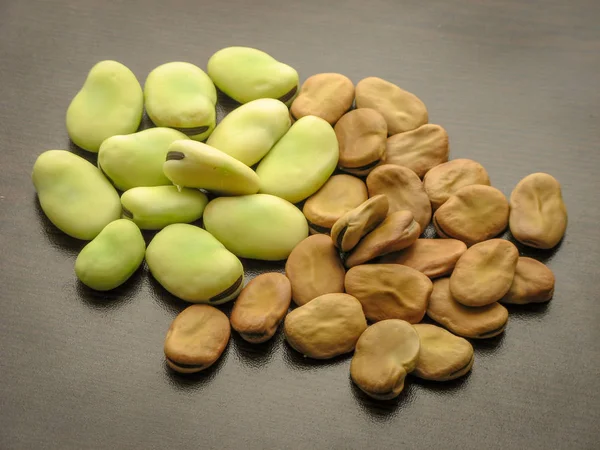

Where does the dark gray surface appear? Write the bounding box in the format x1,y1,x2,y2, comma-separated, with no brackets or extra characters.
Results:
1,0,599,449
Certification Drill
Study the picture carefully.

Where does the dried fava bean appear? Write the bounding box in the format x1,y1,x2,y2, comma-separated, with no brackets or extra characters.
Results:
384,124,449,178
366,164,432,232
32,150,121,240
380,238,467,278
413,324,474,381
66,60,143,152
164,140,260,196
98,128,189,191
203,194,308,261
144,62,216,141
284,293,367,359
75,219,145,291
230,273,292,343
345,210,420,268
335,108,387,176
206,98,291,166
509,173,568,249
302,175,368,235
450,239,518,307
331,195,389,252
146,224,244,304
285,235,345,306
164,305,230,374
433,185,509,246
345,264,432,323
427,278,509,339
120,186,208,230
501,257,555,304
207,47,299,105
350,319,420,400
256,116,339,203
290,73,354,124
423,159,491,210
355,77,428,135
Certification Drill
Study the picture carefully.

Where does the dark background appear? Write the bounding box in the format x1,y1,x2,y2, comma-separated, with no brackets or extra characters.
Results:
1,0,599,449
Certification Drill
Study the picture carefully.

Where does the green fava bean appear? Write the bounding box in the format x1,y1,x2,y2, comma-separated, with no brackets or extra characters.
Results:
207,47,299,105
203,194,309,261
255,116,339,203
144,62,217,141
206,98,291,166
32,150,121,240
98,128,189,191
146,224,244,304
121,186,208,230
164,140,260,195
75,219,145,291
66,60,143,152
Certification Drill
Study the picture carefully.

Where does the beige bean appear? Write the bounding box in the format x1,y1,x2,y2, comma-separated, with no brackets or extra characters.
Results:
345,264,432,323
164,305,230,373
284,293,367,359
427,278,509,339
230,273,292,343
509,173,568,249
501,257,555,304
285,235,345,306
380,238,467,278
350,319,420,400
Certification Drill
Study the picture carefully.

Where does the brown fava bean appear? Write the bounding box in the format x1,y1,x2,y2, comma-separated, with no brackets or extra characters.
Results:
164,305,230,373
413,324,474,381
501,257,555,305
284,293,367,359
334,108,387,176
433,185,509,246
230,273,292,343
330,195,389,252
384,124,449,178
345,210,420,268
509,173,568,249
380,238,467,278
285,235,345,306
367,164,432,231
350,319,420,400
345,264,432,323
450,239,518,307
355,77,428,135
427,278,509,339
290,73,354,125
303,174,368,234
423,159,491,210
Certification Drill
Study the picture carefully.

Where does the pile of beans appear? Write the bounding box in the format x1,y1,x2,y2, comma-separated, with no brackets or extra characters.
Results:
32,46,568,400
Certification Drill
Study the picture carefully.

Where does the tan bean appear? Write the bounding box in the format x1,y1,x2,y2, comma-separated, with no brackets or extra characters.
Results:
334,108,387,176
501,257,555,305
345,210,420,268
367,164,432,231
413,324,474,381
509,173,568,249
355,77,428,134
423,159,491,210
290,73,354,125
303,174,368,235
164,305,230,373
345,264,432,323
350,319,420,400
384,124,449,178
230,273,292,343
284,293,367,359
433,185,509,245
285,235,345,306
427,278,509,339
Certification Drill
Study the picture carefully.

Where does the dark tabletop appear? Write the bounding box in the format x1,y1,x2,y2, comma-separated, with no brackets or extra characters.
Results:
1,0,599,449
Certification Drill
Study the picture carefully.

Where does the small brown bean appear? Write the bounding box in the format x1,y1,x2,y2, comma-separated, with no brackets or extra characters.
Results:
501,257,555,304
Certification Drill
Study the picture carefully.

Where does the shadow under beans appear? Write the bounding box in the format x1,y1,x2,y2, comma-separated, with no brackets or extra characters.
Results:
349,378,415,421
231,327,281,368
76,265,145,311
504,301,551,320
68,140,97,164
147,271,190,315
503,230,564,264
215,88,241,122
470,332,506,356
34,197,87,257
410,370,472,393
239,258,286,280
282,340,353,371
163,347,228,392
